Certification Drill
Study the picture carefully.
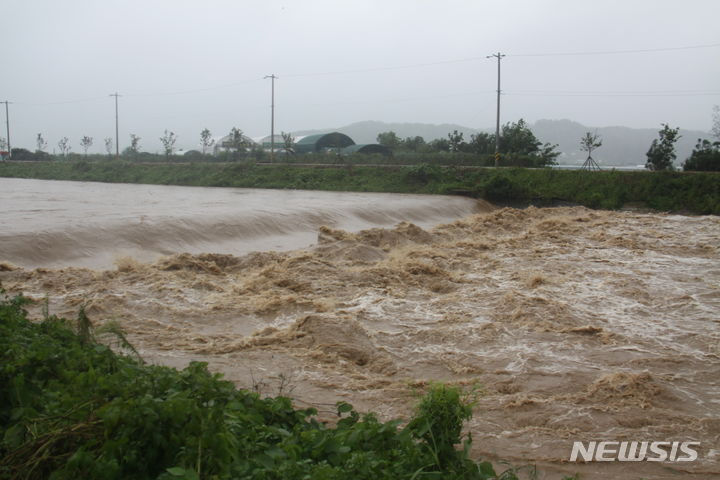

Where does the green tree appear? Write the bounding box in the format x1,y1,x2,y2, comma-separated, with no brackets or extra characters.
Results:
58,137,71,157
160,130,177,157
200,128,214,156
580,131,602,157
467,132,493,154
104,137,113,156
646,124,680,171
401,135,426,152
376,131,401,149
226,127,248,160
428,137,450,152
499,119,559,165
126,134,141,159
281,131,295,153
447,130,465,153
683,138,720,171
712,105,720,140
80,136,93,157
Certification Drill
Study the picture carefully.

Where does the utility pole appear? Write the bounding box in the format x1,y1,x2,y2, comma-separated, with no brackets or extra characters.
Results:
109,93,121,160
486,52,505,167
1,101,10,159
264,74,277,162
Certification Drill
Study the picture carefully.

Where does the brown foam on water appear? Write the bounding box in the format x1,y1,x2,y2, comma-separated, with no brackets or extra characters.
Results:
2,205,719,480
242,314,398,375
584,372,661,409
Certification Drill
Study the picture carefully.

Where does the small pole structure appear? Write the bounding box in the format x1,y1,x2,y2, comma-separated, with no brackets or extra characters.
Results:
264,74,277,162
581,154,601,171
109,92,121,160
1,101,11,158
580,131,602,171
487,52,505,167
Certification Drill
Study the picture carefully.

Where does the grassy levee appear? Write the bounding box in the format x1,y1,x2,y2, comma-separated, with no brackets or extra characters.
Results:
1,160,718,214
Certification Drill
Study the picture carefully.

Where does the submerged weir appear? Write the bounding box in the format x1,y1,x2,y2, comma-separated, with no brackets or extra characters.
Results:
0,177,480,269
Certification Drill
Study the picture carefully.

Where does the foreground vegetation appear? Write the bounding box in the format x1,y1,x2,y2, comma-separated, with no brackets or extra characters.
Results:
1,160,718,214
0,291,581,479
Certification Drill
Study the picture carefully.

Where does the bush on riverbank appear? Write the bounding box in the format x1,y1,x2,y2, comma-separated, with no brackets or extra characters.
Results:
0,161,718,214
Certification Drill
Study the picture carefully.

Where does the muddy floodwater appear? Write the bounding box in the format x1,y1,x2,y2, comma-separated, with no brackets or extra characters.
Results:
1,177,719,480
0,178,478,269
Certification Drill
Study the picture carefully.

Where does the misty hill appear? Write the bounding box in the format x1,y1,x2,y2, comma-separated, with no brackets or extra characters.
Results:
294,120,710,166
532,119,708,166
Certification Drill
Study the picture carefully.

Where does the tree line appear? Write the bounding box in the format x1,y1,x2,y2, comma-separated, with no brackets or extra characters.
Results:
3,127,251,161
643,108,720,171
376,119,560,167
373,112,720,172
2,108,719,170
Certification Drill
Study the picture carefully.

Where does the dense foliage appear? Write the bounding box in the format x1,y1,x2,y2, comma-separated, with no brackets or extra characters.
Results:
1,291,578,480
376,119,559,167
683,139,720,172
645,124,680,171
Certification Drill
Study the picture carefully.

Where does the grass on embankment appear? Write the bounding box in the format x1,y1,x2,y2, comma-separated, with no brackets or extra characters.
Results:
1,160,718,214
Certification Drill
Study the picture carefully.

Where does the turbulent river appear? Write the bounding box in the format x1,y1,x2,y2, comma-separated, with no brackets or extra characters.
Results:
1,177,719,480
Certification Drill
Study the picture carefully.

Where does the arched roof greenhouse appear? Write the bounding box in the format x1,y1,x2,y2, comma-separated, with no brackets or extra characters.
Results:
294,132,355,154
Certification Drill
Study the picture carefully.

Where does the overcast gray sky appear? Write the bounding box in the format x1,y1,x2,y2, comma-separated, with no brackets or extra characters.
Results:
3,0,720,153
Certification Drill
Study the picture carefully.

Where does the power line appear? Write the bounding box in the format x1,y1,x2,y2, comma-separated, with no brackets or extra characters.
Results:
506,90,720,97
282,42,720,77
282,57,487,78
302,90,495,108
11,80,264,106
6,41,719,107
123,78,263,98
508,42,720,57
15,96,108,106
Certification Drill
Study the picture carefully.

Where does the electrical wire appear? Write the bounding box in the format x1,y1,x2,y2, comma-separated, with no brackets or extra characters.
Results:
507,42,720,57
506,90,720,97
281,57,487,78
283,42,720,77
123,78,264,98
7,42,719,104
15,96,109,106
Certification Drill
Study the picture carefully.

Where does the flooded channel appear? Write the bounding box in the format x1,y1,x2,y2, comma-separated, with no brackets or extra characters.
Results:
1,178,718,479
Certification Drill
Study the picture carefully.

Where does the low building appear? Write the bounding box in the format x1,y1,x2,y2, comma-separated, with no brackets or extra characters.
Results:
213,132,256,155
341,144,392,156
294,132,355,154
252,134,286,148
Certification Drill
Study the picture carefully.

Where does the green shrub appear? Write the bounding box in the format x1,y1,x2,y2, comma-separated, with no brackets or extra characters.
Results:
408,383,474,469
481,174,530,202
405,163,444,184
